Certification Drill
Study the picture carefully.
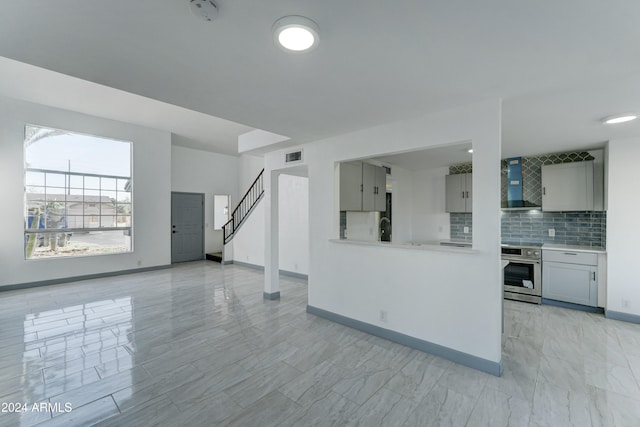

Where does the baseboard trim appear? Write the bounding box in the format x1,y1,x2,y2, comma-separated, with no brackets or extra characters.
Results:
221,260,234,265
605,310,640,324
542,298,604,314
0,264,172,292
231,261,308,279
306,305,502,377
264,291,281,300
232,260,264,271
279,270,308,280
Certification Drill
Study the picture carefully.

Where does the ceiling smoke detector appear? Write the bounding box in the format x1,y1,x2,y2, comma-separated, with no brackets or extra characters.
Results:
190,0,218,22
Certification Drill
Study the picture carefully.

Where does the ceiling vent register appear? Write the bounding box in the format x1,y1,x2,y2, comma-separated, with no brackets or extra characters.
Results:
285,150,303,163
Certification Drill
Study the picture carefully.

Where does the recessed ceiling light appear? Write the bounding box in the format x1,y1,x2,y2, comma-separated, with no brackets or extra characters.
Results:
273,16,319,53
601,114,638,124
467,149,473,153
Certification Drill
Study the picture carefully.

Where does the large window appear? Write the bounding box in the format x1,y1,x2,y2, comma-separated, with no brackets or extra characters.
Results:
24,125,132,259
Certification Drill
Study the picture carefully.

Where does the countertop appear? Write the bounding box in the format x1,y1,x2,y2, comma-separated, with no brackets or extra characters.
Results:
542,243,606,253
330,239,477,254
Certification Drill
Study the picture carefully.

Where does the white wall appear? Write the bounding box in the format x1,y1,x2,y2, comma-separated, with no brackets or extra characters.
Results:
0,96,172,288
264,98,503,365
278,174,309,275
389,165,414,244
232,154,266,266
607,138,640,316
411,167,450,242
171,144,239,254
232,155,310,276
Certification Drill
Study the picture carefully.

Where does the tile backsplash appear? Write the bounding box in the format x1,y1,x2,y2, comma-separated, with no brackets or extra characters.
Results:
449,150,605,247
450,213,472,241
501,210,606,247
451,211,606,247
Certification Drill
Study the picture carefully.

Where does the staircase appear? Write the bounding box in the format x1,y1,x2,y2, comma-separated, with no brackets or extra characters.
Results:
223,169,264,245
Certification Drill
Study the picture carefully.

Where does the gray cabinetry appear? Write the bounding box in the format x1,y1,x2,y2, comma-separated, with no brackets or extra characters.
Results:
362,163,386,211
541,161,596,211
339,161,386,211
542,250,598,306
445,173,472,213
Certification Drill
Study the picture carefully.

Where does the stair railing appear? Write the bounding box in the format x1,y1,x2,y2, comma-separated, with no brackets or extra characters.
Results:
223,169,264,244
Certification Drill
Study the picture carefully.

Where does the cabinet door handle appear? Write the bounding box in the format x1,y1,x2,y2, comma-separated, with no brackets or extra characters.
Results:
360,184,363,193
462,191,465,199
563,252,577,256
543,187,546,195
593,272,596,281
466,191,469,198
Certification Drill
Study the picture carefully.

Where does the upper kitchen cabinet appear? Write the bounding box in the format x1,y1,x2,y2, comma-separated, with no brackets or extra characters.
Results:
541,160,603,211
445,173,472,213
339,161,386,211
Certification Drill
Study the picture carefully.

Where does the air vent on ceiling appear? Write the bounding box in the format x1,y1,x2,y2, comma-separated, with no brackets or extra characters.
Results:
285,150,303,163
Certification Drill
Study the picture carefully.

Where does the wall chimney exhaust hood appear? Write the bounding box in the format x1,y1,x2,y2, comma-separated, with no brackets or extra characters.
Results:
501,157,541,210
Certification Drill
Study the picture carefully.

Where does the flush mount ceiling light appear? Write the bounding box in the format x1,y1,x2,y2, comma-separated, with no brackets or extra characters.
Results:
190,0,218,22
601,113,638,124
467,149,473,153
273,16,319,52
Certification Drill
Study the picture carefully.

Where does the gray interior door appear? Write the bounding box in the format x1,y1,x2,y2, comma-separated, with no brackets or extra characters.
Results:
171,192,204,263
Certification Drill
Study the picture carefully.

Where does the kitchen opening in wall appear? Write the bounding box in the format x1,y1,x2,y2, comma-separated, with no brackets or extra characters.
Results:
24,125,132,259
338,141,472,246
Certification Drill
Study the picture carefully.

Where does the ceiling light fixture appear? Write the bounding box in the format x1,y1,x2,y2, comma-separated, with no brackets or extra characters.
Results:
601,113,638,125
190,0,218,22
468,149,473,153
273,16,319,53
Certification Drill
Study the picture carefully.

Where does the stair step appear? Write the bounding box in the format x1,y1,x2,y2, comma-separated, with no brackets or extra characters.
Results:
206,252,223,263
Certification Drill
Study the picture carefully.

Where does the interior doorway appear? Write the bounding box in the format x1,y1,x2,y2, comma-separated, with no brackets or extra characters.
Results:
171,192,204,263
213,195,230,230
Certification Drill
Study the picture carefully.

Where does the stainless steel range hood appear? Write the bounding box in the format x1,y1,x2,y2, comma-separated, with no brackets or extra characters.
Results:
501,157,541,211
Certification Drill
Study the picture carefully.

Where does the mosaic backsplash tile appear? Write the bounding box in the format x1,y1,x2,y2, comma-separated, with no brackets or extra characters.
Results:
450,150,595,206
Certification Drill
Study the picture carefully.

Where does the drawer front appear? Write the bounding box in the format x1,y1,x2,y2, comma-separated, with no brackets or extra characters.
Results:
543,250,597,265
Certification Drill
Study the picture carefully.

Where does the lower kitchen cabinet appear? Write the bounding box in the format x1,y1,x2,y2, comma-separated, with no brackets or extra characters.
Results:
542,250,598,307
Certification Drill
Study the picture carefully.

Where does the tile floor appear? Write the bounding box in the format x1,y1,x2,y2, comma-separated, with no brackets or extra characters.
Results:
1,261,640,426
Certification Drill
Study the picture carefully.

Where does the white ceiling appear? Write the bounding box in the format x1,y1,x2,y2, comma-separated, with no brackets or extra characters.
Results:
1,0,640,157
374,143,473,171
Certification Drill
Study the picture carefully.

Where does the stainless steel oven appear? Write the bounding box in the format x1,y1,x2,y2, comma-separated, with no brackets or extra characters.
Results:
502,245,541,304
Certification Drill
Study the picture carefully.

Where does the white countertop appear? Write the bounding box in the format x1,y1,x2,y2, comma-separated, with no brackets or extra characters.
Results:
330,239,477,254
542,243,606,253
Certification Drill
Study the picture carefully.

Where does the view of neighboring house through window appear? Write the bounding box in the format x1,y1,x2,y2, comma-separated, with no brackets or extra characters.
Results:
24,125,132,259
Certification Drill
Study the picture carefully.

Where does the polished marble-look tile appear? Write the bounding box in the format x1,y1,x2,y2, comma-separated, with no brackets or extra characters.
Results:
466,386,531,427
403,383,476,426
3,263,640,426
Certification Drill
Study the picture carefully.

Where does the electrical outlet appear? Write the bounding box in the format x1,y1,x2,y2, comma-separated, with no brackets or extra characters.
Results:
463,226,469,234
622,299,630,308
548,228,555,237
379,310,388,322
